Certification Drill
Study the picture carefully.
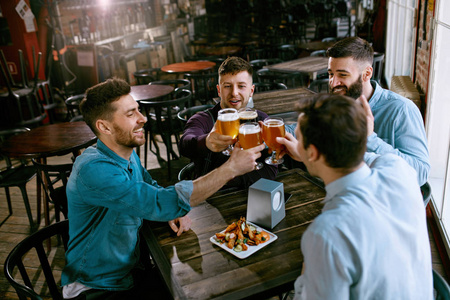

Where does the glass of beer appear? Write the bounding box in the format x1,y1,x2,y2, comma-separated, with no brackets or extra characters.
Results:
217,108,240,156
262,117,285,165
238,107,258,124
239,122,264,170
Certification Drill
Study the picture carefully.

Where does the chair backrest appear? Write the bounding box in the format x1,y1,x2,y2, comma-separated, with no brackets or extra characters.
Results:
433,269,450,300
32,159,73,221
322,37,337,42
308,78,330,93
256,68,307,88
65,94,85,121
178,162,195,181
310,50,327,57
0,127,31,168
372,52,385,84
133,68,161,85
177,104,214,124
254,82,288,93
4,220,69,300
276,44,298,61
184,72,219,105
149,79,191,95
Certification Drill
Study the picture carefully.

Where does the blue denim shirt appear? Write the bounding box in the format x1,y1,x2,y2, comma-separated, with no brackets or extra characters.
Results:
61,140,193,290
286,81,430,185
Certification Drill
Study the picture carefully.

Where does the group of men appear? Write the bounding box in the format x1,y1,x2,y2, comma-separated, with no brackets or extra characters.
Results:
61,36,432,299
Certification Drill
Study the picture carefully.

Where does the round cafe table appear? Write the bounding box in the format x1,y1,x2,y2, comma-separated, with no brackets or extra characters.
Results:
0,121,97,229
161,61,216,74
130,84,174,102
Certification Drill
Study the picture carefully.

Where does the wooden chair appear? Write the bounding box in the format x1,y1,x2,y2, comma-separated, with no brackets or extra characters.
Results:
149,79,191,96
178,162,195,181
0,128,37,230
310,50,327,57
184,72,219,105
372,52,385,84
177,104,214,125
133,68,161,85
140,89,192,178
32,159,73,223
65,94,84,121
254,82,288,93
433,269,450,300
4,220,69,300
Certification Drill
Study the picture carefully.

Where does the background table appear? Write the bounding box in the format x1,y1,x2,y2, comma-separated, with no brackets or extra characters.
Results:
130,84,174,101
252,87,315,124
142,169,325,300
266,56,329,81
161,61,216,74
0,122,97,228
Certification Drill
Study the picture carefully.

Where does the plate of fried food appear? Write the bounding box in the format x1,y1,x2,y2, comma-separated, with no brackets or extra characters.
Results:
210,217,278,259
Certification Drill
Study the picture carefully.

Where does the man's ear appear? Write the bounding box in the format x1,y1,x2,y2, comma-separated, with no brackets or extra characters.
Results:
306,144,320,162
362,66,373,82
96,119,112,135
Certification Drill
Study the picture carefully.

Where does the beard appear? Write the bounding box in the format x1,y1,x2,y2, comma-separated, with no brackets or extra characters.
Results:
112,123,145,148
331,75,363,99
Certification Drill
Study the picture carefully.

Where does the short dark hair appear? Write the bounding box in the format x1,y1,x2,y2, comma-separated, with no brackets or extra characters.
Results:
218,56,253,78
296,93,367,169
326,37,374,66
80,77,131,135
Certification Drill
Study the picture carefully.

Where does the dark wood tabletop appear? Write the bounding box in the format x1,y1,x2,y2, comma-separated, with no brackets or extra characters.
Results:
252,87,315,117
266,56,329,80
141,169,325,300
130,84,174,102
0,121,97,159
161,61,216,74
198,46,242,57
298,41,335,52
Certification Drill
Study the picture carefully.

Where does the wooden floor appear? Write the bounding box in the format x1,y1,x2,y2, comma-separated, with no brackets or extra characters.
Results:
1,138,449,299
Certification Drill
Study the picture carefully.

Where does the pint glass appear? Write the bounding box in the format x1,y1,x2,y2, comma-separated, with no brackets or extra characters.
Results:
239,122,264,170
262,117,285,165
217,108,240,156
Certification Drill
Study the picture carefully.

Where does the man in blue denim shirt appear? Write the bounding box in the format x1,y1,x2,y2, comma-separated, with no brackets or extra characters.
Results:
278,94,432,299
286,37,429,186
61,78,264,299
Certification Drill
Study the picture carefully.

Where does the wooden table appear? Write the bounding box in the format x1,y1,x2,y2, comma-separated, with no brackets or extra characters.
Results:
266,56,329,81
130,84,174,102
252,87,315,123
161,61,216,74
142,169,325,300
0,122,97,228
198,46,242,57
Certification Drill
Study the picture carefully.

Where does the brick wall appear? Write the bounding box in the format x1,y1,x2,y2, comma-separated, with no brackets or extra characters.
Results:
415,0,434,95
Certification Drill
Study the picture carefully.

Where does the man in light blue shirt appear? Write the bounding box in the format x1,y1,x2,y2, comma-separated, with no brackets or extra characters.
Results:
286,37,429,186
278,93,432,299
61,78,264,299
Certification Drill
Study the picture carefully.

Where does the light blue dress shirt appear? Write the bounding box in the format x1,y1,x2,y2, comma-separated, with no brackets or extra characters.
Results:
61,140,193,290
286,81,430,186
293,154,433,300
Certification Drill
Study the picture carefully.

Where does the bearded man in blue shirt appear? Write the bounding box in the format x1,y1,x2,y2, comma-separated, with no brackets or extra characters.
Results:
286,37,429,186
61,78,264,299
278,93,432,299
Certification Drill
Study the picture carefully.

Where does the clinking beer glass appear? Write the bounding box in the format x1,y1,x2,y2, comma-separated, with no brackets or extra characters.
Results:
238,122,264,170
216,108,240,156
262,117,285,165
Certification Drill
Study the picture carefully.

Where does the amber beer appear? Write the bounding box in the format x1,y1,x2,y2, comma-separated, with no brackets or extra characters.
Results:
217,108,240,139
238,108,258,125
239,123,262,149
262,118,285,152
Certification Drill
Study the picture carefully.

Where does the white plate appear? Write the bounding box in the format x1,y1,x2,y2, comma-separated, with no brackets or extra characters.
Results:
210,221,278,259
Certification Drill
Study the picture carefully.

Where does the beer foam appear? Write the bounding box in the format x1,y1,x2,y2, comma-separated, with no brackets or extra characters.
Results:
218,113,239,121
239,111,258,119
239,124,260,134
264,119,284,127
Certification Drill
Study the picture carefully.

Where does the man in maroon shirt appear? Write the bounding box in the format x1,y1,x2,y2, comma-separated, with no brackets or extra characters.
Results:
179,57,277,188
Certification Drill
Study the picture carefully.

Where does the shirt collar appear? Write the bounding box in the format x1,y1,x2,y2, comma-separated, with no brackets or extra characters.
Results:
324,164,371,203
96,139,134,170
368,80,382,108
